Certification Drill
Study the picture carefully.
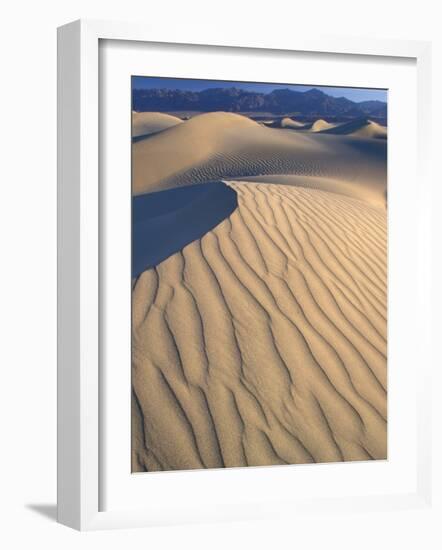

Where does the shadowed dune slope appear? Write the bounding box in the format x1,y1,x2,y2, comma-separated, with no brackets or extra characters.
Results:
132,182,238,277
132,111,183,138
132,112,387,195
321,118,387,139
132,182,387,472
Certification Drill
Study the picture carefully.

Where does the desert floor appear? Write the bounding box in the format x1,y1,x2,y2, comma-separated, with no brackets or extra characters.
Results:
131,112,387,472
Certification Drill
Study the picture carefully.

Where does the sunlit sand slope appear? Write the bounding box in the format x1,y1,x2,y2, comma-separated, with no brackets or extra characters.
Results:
279,117,306,129
234,174,385,208
133,112,387,195
132,111,183,138
132,182,387,471
310,119,336,132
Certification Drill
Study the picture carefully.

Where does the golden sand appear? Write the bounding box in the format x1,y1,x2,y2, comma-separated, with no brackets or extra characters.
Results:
131,112,387,471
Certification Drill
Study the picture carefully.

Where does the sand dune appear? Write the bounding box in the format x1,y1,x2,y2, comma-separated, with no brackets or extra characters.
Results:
321,118,387,139
132,111,183,138
132,112,386,196
132,181,387,471
279,117,305,129
310,119,336,133
131,108,387,472
261,117,305,129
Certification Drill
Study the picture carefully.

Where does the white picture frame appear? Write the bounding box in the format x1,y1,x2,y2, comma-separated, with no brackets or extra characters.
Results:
57,19,433,531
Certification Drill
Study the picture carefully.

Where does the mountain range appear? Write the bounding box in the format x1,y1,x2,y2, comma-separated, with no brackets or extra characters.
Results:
132,86,387,120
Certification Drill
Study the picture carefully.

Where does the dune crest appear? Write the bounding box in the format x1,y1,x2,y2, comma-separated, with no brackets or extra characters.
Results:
132,111,183,138
132,182,238,277
132,181,387,472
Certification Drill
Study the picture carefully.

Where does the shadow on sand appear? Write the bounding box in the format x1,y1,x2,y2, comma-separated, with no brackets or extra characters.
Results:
133,181,238,278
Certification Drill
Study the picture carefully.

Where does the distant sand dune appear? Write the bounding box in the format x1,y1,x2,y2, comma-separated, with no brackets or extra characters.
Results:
132,182,387,471
261,117,305,129
321,118,387,139
310,119,336,132
132,112,387,196
279,117,305,129
132,111,183,138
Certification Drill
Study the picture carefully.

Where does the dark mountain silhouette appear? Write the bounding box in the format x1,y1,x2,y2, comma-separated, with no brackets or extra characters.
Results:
133,87,387,121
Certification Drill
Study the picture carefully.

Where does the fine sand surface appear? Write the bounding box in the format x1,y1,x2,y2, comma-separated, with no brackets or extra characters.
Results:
132,111,387,472
132,111,183,138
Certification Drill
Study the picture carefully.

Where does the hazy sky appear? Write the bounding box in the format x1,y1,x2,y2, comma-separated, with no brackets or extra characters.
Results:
132,76,387,103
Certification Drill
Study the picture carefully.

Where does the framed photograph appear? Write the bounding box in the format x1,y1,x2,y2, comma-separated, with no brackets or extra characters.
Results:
57,19,432,530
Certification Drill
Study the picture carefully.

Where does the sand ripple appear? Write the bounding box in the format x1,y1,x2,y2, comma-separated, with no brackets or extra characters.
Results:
132,182,387,471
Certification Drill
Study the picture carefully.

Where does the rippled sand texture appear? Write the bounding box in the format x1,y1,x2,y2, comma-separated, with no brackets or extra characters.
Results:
132,112,387,472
